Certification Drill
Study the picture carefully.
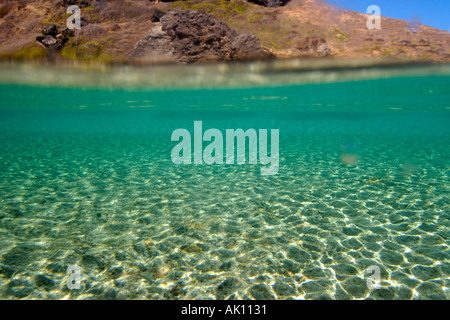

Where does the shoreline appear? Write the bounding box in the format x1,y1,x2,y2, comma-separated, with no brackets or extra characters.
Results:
1,1,449,67
1,58,449,90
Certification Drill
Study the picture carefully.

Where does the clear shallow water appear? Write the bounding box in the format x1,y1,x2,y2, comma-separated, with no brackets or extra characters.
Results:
0,64,449,300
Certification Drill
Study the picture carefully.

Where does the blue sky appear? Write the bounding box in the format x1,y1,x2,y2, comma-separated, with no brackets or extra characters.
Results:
326,0,450,31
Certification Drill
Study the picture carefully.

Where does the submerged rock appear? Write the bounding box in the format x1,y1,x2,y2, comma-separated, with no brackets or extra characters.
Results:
131,10,272,63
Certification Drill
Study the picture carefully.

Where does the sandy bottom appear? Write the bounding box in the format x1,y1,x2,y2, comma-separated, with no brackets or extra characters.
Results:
0,110,448,300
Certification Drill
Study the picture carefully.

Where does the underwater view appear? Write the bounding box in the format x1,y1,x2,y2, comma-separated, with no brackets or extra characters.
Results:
0,62,449,300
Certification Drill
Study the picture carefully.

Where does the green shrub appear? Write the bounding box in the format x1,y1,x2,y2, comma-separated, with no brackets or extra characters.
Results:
61,41,112,62
12,44,47,60
169,0,249,19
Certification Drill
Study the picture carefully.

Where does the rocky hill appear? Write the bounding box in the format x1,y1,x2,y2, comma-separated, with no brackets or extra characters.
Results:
0,0,449,63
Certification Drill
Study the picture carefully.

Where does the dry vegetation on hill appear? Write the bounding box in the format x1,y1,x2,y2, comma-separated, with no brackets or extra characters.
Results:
0,0,449,63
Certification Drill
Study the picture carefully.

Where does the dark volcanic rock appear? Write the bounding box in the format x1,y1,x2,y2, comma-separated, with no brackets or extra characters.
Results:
131,10,272,63
150,9,166,23
231,33,270,60
42,24,58,37
37,26,73,49
57,0,90,7
80,16,89,27
60,27,74,43
41,35,59,47
248,0,289,7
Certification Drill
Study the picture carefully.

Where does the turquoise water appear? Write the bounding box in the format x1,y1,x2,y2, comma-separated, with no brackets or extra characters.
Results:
0,64,449,299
